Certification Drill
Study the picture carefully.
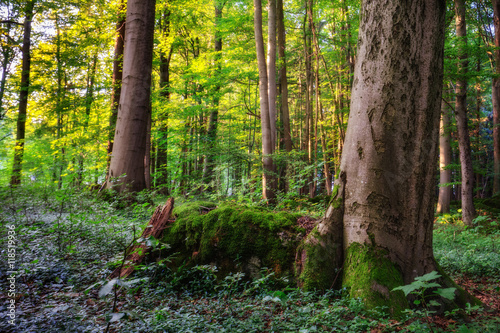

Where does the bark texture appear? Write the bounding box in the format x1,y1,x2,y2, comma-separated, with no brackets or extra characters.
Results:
106,0,156,193
254,0,276,203
342,0,445,296
454,0,476,225
299,0,479,314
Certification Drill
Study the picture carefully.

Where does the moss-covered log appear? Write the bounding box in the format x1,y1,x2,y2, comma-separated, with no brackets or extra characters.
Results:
160,201,306,280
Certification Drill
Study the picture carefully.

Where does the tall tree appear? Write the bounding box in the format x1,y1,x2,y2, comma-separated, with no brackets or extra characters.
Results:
267,0,277,150
277,0,292,192
492,0,500,194
454,0,476,225
106,0,156,193
254,0,276,203
203,0,225,190
10,0,34,186
298,0,475,312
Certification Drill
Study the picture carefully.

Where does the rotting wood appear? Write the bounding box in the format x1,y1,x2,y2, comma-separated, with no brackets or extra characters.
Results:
109,197,175,279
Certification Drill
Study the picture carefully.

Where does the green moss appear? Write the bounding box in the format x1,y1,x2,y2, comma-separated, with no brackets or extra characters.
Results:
297,227,342,291
343,242,408,316
162,202,304,279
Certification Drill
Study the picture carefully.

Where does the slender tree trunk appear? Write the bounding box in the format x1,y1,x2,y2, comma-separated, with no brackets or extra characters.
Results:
77,52,98,186
106,0,156,193
107,0,126,167
0,19,14,120
254,0,276,203
267,0,277,150
298,0,475,313
437,96,452,214
203,1,224,190
277,0,291,154
277,0,292,193
454,0,475,226
11,1,34,186
492,0,500,194
156,7,173,192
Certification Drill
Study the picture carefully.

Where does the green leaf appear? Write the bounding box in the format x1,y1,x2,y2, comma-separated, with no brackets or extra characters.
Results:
429,300,441,307
414,271,441,282
435,287,456,300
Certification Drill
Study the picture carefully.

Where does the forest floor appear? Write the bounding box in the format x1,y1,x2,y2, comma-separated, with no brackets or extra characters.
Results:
0,186,499,332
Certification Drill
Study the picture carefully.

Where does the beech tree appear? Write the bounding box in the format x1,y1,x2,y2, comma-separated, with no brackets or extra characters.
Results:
10,0,34,186
492,0,500,194
106,0,156,193
298,0,475,312
454,0,476,225
254,0,276,203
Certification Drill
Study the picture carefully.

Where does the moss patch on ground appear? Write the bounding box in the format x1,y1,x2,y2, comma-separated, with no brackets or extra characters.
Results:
342,242,408,315
162,201,305,279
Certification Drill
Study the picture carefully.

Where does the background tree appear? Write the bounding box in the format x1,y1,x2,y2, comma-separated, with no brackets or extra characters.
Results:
454,0,476,226
106,0,156,193
10,0,34,186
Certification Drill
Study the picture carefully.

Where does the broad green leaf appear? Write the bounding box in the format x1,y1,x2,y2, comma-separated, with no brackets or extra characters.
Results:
414,271,441,282
435,287,456,300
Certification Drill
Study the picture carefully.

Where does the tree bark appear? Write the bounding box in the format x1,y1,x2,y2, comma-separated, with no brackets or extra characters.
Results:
277,0,291,154
454,0,476,226
437,96,452,214
299,0,475,313
267,0,277,150
106,0,156,193
492,0,500,194
254,0,276,203
11,1,34,186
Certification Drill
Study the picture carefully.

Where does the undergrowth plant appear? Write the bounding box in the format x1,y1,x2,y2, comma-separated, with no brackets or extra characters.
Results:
393,271,456,332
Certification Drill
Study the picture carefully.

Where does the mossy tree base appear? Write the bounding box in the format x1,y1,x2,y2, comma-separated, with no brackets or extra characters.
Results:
343,242,408,316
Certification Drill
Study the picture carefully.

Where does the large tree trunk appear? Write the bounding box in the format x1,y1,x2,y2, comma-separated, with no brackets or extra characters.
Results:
454,0,475,226
298,0,476,314
492,0,500,194
254,0,276,203
437,97,452,214
11,1,34,186
106,0,156,193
